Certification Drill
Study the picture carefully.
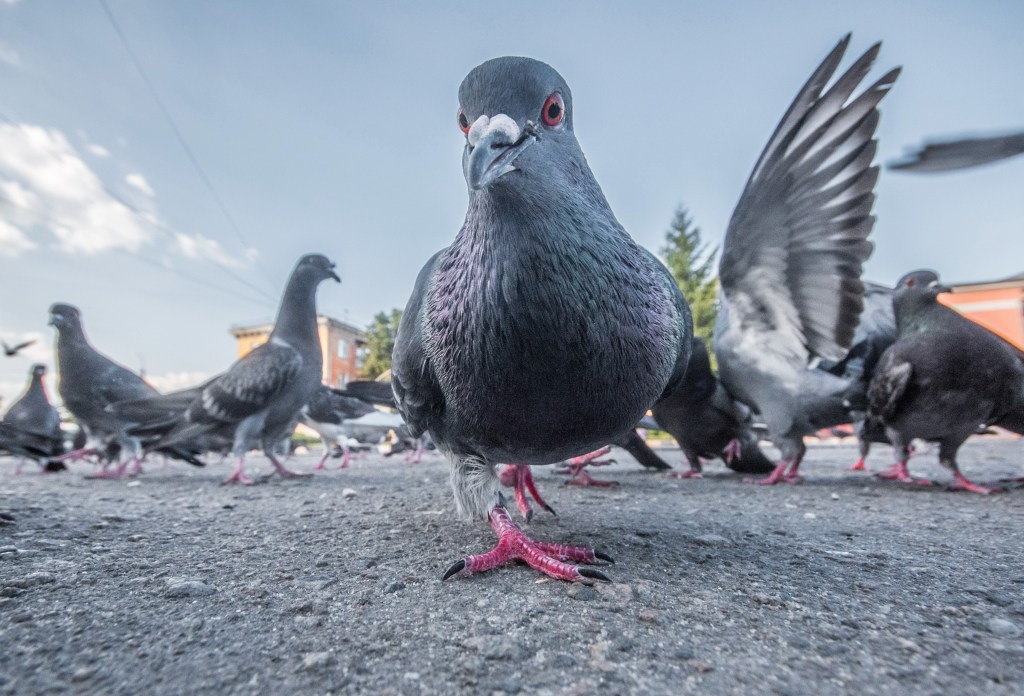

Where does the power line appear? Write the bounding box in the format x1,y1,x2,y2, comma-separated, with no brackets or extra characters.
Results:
97,0,281,291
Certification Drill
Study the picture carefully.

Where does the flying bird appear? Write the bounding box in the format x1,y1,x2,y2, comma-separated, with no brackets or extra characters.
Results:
889,130,1024,173
393,56,693,583
2,338,37,357
866,270,1024,493
0,364,65,472
49,303,160,477
111,254,340,484
714,36,900,485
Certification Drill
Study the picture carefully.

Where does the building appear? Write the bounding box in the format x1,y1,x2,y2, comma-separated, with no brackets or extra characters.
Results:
230,315,366,387
941,273,1024,350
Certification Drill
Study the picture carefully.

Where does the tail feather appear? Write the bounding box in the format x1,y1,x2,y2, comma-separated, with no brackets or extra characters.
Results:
617,430,672,470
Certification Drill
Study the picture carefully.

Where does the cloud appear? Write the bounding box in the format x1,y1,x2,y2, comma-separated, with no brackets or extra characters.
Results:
145,370,209,393
0,0,20,7
0,122,153,255
0,218,35,255
175,231,256,269
86,143,110,158
0,41,19,67
125,172,154,197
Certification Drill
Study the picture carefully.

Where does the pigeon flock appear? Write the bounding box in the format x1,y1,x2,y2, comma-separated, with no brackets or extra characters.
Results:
2,35,1022,586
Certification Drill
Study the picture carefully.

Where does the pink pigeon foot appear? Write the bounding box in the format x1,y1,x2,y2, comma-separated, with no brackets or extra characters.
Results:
947,471,1002,495
222,458,254,485
312,451,330,471
667,468,702,479
875,461,933,485
442,506,612,583
498,464,556,521
266,454,311,479
85,460,129,480
744,458,802,485
556,446,619,487
723,438,742,465
850,457,867,472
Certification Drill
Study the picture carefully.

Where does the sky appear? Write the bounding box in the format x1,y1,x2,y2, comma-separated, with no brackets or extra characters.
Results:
1,0,1022,406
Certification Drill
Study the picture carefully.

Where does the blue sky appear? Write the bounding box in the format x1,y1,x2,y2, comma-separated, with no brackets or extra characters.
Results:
1,0,1022,404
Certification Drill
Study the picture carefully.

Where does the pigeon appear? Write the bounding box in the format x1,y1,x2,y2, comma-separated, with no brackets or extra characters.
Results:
111,254,340,484
889,130,1024,173
0,364,65,472
2,338,37,357
713,36,900,485
301,384,377,470
865,270,1024,493
817,281,897,470
392,56,693,583
652,338,773,478
49,303,160,477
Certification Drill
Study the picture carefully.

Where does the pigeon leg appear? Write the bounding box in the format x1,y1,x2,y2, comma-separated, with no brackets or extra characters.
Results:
442,506,612,584
86,459,129,480
52,447,100,464
222,457,254,485
722,438,742,465
745,448,804,485
556,446,619,487
875,460,933,485
267,453,311,479
498,464,556,521
849,457,867,471
312,449,331,471
667,456,702,479
938,440,1001,494
127,458,144,477
339,444,351,469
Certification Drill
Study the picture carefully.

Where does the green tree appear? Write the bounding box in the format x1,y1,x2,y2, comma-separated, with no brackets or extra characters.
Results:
660,206,719,349
360,308,403,379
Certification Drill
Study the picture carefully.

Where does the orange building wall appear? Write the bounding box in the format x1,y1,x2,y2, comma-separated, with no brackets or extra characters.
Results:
231,317,365,388
941,286,1024,350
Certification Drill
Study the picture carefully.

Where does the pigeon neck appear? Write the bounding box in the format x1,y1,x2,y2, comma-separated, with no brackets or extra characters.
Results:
270,276,319,345
893,294,950,335
28,374,48,402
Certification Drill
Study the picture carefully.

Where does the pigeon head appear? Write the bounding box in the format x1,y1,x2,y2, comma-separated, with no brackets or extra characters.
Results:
294,254,341,284
457,57,586,193
48,303,83,333
30,364,46,379
892,270,952,320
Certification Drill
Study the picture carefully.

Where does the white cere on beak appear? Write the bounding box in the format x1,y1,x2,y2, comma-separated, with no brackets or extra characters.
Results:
467,114,521,148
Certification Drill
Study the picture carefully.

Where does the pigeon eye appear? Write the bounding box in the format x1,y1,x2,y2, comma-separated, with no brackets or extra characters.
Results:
905,278,916,288
458,108,470,134
542,93,564,127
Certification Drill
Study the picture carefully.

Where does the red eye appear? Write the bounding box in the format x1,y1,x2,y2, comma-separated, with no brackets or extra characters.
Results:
457,108,470,134
905,278,916,288
542,93,564,127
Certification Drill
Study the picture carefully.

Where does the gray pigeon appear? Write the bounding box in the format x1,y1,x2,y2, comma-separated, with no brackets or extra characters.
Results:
866,270,1024,493
392,57,692,583
652,338,773,478
49,303,159,477
112,254,340,484
0,364,65,472
714,36,900,484
302,383,378,470
889,130,1024,173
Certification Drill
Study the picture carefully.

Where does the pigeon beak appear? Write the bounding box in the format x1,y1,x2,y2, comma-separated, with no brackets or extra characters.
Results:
928,280,952,293
464,114,537,191
330,270,341,283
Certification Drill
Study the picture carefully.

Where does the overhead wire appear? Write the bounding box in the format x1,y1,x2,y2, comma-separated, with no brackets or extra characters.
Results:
96,0,282,292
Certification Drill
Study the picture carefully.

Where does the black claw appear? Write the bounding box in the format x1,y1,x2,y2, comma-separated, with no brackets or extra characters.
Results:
543,503,557,517
578,567,612,583
593,550,615,564
525,509,534,524
441,559,466,581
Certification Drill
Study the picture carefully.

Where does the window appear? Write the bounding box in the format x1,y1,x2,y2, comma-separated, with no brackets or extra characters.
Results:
338,339,348,358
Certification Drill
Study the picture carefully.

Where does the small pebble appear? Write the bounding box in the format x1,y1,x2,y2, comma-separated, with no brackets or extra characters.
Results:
383,581,405,594
164,579,217,598
987,618,1021,638
341,488,357,499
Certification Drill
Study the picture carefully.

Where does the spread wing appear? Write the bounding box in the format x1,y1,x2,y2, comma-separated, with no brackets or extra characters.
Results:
889,130,1024,173
719,35,899,365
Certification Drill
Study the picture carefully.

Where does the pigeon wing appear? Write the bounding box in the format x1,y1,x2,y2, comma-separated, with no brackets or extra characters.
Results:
719,35,899,363
392,251,446,439
889,131,1024,173
191,341,303,425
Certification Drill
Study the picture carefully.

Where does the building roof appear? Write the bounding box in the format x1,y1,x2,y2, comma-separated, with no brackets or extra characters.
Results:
229,314,365,339
950,272,1024,293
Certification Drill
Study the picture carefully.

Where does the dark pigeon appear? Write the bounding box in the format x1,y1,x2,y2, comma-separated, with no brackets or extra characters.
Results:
49,303,160,477
818,281,898,470
392,56,693,583
866,270,1024,493
0,364,65,472
653,338,773,478
112,254,340,484
301,384,377,470
2,338,37,357
889,130,1024,173
714,36,900,485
